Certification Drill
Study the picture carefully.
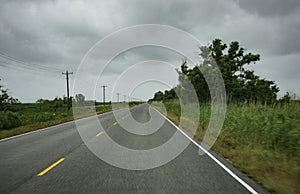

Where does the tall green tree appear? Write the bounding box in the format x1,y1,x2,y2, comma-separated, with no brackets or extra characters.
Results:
151,39,279,104
0,80,20,110
75,93,86,105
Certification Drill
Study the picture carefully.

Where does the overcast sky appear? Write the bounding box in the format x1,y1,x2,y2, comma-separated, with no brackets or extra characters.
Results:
0,0,299,102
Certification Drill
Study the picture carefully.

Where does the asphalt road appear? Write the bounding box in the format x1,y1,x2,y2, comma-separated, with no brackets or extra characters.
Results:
0,104,268,193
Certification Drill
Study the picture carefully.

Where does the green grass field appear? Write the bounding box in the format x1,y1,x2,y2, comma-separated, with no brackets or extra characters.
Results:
0,102,143,140
0,104,117,139
153,100,300,194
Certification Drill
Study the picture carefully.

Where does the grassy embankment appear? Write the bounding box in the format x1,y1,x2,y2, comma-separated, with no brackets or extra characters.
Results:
153,100,300,194
0,102,141,140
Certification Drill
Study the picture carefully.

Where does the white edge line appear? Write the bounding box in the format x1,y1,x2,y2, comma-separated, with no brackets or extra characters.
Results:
0,107,127,143
152,106,258,194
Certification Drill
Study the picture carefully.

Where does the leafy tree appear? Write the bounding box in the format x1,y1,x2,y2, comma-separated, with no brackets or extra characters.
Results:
163,89,177,100
152,91,164,101
0,80,20,110
53,97,64,110
36,97,72,111
150,39,279,104
36,98,45,104
279,92,291,103
75,93,85,105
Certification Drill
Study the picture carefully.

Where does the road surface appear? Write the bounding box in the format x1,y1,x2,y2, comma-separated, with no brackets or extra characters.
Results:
0,104,268,193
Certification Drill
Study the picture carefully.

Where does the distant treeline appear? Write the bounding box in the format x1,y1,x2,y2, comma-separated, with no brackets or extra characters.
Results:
149,39,293,104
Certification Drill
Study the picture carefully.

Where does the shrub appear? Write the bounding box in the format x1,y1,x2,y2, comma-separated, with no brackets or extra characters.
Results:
0,111,21,130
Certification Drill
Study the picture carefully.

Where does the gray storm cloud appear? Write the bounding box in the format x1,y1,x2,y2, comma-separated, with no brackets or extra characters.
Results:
0,0,299,102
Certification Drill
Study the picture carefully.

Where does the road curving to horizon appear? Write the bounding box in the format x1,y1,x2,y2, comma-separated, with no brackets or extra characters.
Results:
0,103,268,193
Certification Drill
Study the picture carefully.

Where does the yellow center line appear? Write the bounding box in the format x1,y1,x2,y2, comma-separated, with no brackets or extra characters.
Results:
121,114,130,120
96,131,104,137
37,158,65,176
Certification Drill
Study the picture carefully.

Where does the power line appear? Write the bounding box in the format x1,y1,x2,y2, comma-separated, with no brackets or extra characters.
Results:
0,51,63,71
0,51,66,74
0,58,49,73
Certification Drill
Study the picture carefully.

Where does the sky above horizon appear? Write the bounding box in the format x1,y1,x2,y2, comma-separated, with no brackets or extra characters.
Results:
0,0,299,102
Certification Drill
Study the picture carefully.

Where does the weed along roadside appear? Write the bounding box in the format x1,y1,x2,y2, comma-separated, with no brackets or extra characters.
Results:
0,101,143,140
152,100,300,194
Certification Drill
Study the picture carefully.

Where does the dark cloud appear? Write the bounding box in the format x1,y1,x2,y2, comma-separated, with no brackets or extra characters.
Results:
0,0,299,101
236,0,300,17
120,0,235,30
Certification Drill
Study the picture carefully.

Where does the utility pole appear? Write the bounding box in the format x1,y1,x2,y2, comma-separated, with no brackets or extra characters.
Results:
123,95,126,103
116,93,120,103
101,85,108,106
62,70,73,110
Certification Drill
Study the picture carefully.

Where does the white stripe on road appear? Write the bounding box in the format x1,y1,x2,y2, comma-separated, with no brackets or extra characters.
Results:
153,107,258,194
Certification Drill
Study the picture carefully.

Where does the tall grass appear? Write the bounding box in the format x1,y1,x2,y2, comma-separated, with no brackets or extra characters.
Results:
161,100,300,157
0,102,140,139
223,104,300,157
156,100,300,194
0,104,114,138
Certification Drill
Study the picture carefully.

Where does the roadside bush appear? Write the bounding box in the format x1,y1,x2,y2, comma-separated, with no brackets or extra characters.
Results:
0,111,21,130
128,101,143,106
16,112,57,125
